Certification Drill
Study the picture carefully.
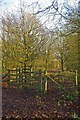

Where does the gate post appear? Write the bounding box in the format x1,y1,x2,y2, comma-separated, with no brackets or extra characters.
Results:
38,69,42,92
75,70,78,94
18,68,21,85
16,68,18,83
24,64,27,81
7,69,10,84
44,70,48,93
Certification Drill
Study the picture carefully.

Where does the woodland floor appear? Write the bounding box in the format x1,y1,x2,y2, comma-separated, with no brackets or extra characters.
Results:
2,79,79,120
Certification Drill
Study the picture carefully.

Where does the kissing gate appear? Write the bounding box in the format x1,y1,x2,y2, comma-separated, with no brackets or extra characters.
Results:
3,66,78,97
6,67,48,93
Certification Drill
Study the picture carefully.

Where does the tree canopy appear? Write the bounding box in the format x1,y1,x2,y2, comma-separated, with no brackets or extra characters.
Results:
1,0,79,74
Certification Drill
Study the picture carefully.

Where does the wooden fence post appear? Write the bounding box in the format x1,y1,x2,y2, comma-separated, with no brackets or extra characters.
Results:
18,68,21,85
30,66,32,77
22,68,24,87
75,70,78,94
7,69,10,84
38,69,42,92
16,68,18,84
16,68,20,87
24,64,27,82
44,70,48,93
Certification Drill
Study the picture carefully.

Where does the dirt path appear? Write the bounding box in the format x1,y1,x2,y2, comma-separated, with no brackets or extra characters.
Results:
2,85,79,119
